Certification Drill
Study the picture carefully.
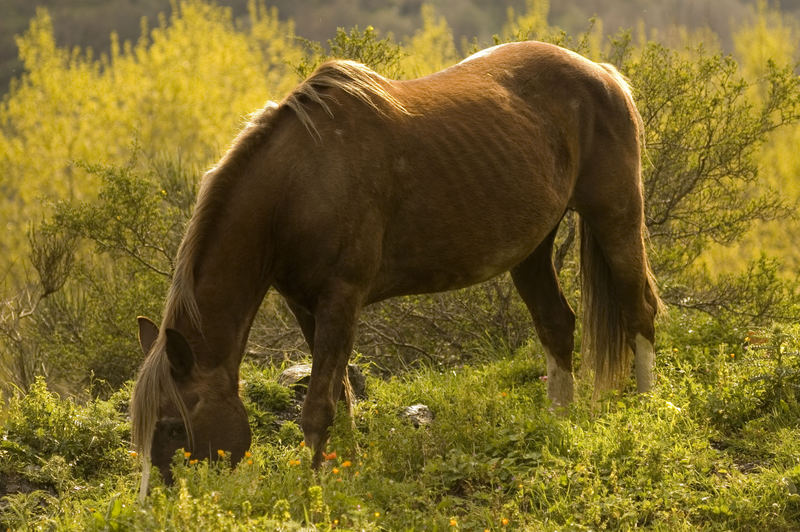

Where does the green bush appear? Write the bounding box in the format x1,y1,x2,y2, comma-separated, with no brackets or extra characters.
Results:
0,377,133,484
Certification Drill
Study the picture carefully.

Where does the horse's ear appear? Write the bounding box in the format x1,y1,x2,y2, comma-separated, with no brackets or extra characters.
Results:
164,328,195,380
137,316,159,355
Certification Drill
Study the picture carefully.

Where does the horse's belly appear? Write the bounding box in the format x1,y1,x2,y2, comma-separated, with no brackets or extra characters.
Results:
371,205,556,301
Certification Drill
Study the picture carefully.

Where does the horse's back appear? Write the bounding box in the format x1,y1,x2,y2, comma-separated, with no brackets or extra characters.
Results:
269,41,642,303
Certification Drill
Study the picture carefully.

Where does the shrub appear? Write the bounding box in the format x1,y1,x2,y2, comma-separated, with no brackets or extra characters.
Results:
0,377,133,484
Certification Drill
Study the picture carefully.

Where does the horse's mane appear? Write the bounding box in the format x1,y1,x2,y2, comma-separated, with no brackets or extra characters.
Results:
282,59,409,139
130,101,282,500
131,58,408,499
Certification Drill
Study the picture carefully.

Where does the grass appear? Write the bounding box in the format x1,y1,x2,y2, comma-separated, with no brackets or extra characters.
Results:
2,327,800,530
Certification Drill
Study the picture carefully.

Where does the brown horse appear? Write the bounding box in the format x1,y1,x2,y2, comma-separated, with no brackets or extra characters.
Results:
131,41,660,497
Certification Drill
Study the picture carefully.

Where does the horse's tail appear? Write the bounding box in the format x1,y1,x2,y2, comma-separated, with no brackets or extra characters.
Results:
580,221,662,394
579,219,631,394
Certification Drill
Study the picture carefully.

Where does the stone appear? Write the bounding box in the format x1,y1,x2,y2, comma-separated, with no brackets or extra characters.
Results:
402,403,434,427
277,363,367,399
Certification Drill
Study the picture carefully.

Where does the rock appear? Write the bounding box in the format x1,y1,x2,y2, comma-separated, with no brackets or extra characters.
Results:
402,403,434,427
0,470,55,497
346,364,367,399
277,363,367,399
277,363,313,389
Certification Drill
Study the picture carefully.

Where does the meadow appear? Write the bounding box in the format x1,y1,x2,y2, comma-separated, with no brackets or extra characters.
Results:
2,327,800,529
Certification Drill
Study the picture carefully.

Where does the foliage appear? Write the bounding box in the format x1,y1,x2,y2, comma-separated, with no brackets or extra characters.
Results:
502,0,553,42
241,365,295,442
294,24,406,80
0,0,302,276
0,154,194,393
0,377,133,488
616,35,800,321
720,1,800,273
400,4,460,78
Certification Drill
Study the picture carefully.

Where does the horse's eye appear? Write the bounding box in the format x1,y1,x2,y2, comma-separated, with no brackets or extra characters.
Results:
156,419,186,441
168,423,185,439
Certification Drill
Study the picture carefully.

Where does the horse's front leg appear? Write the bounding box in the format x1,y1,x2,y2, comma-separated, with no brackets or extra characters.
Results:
300,281,363,468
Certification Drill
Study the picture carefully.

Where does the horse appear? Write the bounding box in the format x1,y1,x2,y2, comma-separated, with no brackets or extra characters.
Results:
131,40,661,498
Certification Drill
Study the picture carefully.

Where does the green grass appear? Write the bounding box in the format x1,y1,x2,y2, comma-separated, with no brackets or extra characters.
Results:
2,329,800,530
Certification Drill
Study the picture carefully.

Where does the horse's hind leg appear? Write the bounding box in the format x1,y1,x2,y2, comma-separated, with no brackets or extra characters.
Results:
576,161,659,393
511,227,576,407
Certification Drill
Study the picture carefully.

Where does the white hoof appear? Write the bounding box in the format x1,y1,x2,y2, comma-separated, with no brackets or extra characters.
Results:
545,350,574,407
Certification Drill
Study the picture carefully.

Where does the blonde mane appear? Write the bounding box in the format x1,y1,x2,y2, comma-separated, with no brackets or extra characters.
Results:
282,59,409,140
131,102,283,500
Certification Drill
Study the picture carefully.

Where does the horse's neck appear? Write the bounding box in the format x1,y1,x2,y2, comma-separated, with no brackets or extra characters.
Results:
173,203,272,373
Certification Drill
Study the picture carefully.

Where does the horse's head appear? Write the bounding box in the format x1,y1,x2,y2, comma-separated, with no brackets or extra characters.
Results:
136,317,251,485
